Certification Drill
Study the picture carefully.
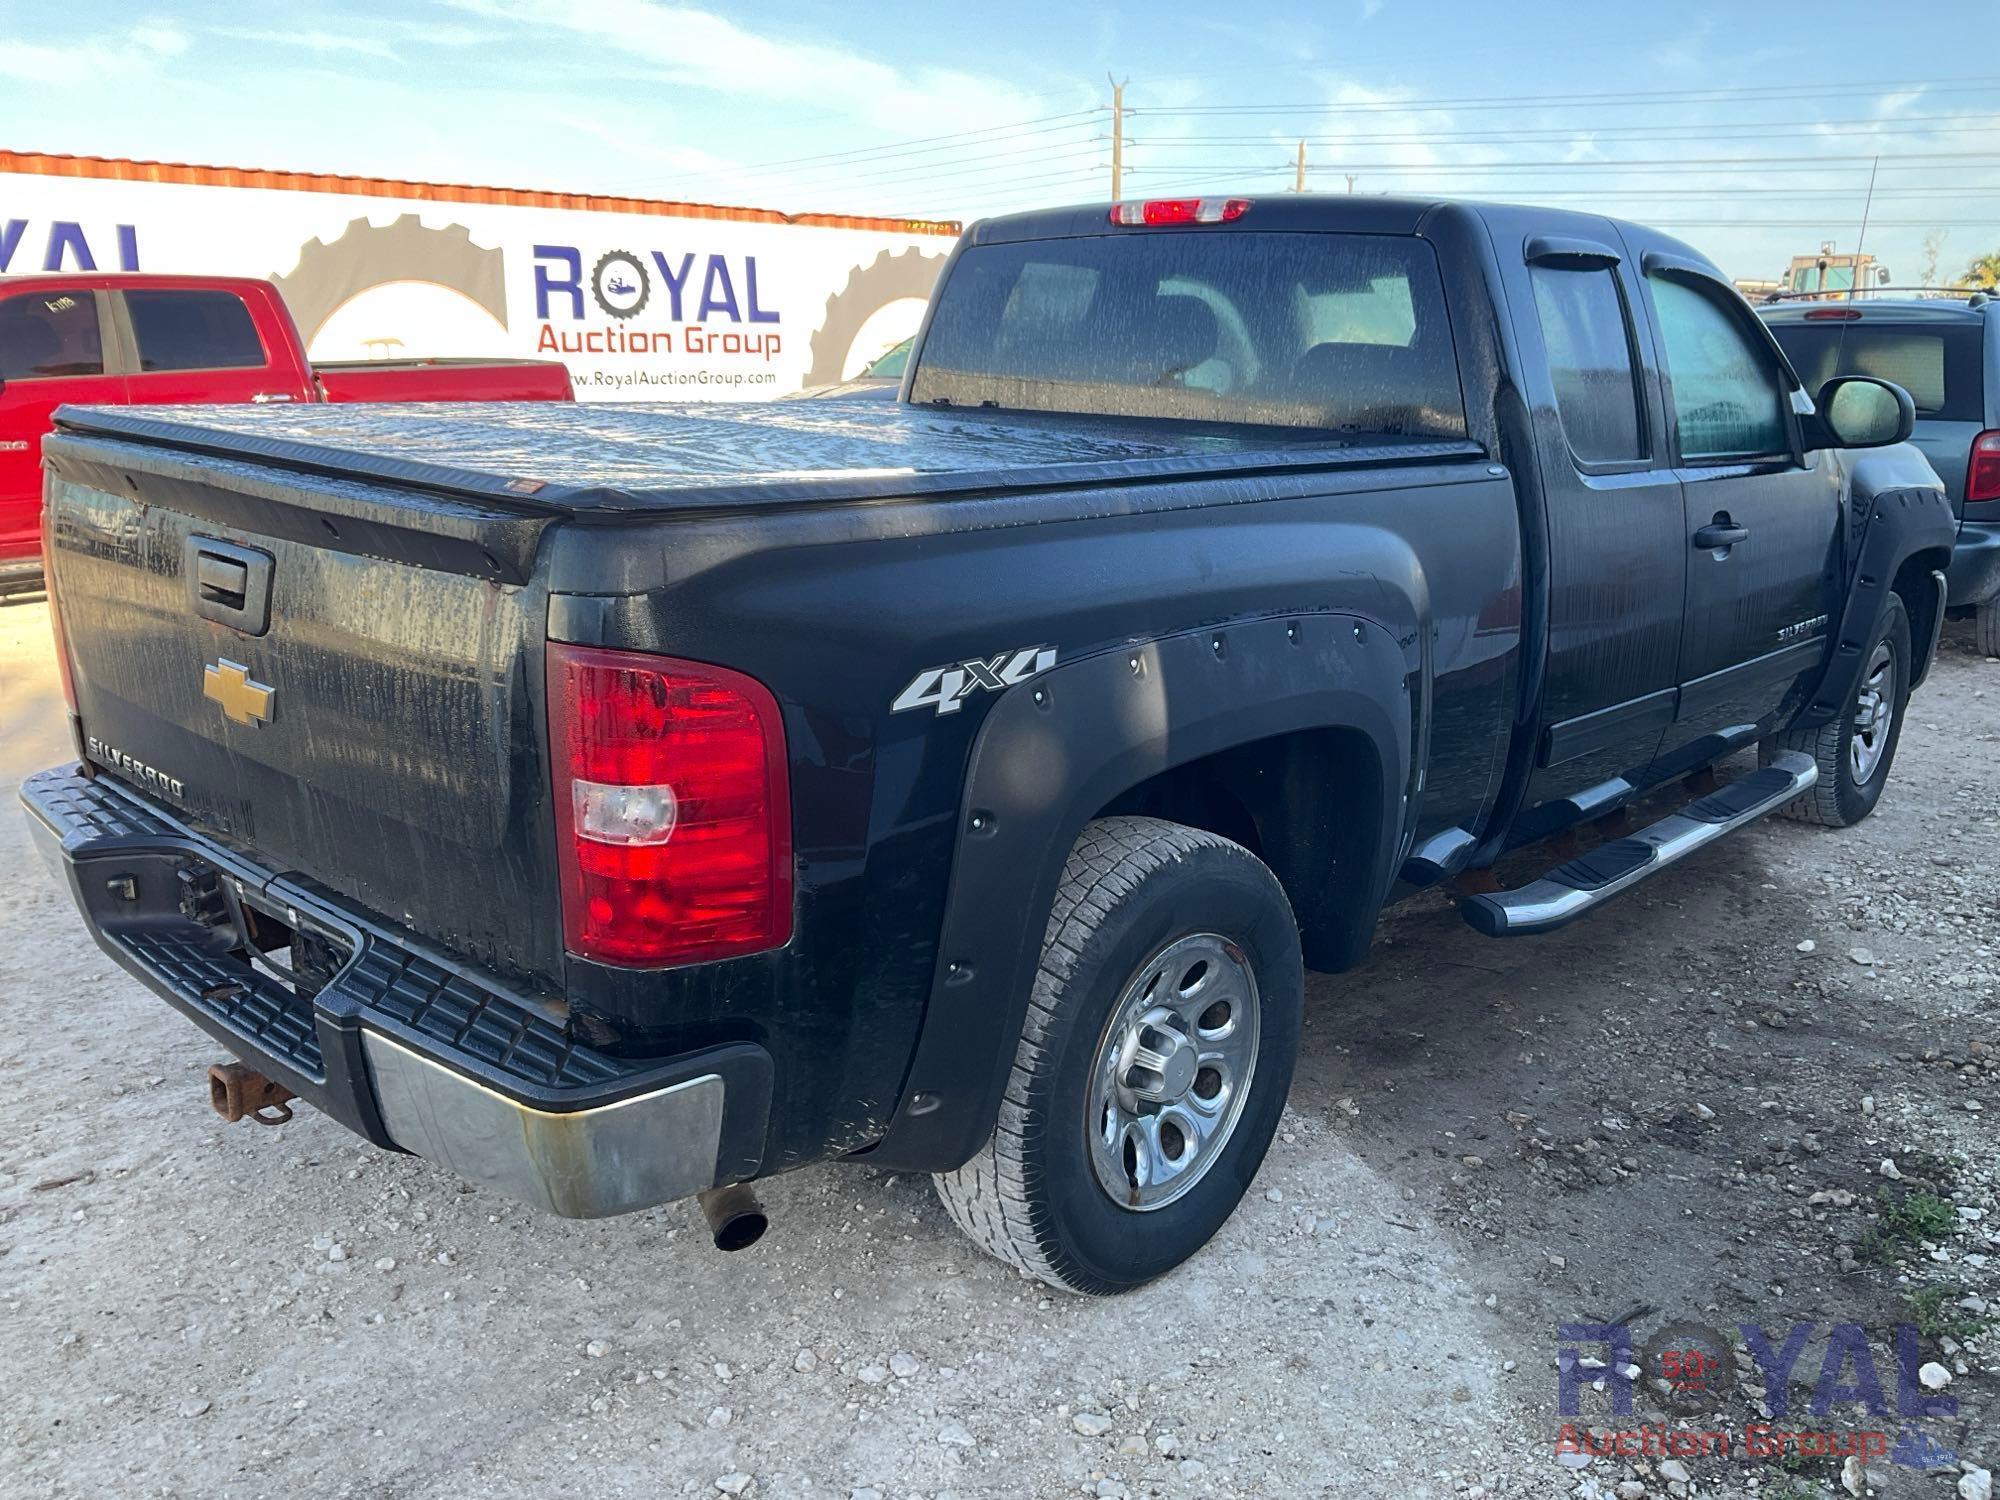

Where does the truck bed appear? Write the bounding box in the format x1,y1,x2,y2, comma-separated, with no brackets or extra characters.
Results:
52,400,1484,515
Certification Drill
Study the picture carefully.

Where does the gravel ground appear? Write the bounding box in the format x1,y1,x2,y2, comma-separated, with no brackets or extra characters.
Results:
0,595,1993,1500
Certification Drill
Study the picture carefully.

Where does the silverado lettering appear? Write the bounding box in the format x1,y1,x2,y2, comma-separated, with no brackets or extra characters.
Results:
84,737,185,800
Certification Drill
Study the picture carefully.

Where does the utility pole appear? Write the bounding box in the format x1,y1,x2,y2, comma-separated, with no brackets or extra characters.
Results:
1108,74,1129,201
1294,139,1307,192
1345,173,1357,195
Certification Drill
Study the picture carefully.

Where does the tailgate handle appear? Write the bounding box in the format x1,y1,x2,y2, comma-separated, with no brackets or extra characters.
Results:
196,553,248,609
187,538,274,636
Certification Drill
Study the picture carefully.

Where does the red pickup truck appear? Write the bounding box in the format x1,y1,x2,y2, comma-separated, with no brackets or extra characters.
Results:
1,273,570,593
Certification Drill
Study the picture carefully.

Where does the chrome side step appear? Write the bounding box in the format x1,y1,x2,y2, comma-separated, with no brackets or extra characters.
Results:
1459,751,1818,937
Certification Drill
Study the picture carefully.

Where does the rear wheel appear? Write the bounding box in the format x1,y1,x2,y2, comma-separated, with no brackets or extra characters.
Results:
1762,592,1911,827
1977,600,2000,659
932,817,1303,1295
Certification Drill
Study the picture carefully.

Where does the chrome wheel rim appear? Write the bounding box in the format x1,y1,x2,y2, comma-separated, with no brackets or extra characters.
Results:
1086,933,1260,1212
1850,641,1895,785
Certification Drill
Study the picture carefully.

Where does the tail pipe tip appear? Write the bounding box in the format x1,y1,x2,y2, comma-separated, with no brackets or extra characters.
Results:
697,1182,768,1252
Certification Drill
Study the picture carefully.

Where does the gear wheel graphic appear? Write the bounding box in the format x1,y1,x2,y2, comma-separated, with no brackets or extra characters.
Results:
1638,1319,1737,1413
272,215,508,347
590,250,651,320
804,246,948,387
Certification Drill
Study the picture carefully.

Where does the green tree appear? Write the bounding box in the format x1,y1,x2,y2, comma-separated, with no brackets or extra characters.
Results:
1963,250,2000,289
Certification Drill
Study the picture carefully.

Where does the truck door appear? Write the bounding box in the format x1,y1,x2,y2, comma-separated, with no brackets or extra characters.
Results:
1638,259,1839,773
1504,228,1687,832
112,286,312,410
0,287,125,569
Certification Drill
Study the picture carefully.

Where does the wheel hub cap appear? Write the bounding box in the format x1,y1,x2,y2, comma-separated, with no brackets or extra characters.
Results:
1850,641,1895,785
1087,933,1261,1212
1121,1013,1200,1102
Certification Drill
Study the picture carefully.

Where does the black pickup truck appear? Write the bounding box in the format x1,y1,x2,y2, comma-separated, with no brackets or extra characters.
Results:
23,195,1955,1294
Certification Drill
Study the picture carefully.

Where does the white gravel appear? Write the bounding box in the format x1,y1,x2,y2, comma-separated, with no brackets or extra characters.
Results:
1,602,1992,1499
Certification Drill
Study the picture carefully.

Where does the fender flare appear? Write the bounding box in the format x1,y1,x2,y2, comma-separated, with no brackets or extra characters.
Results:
866,610,1413,1174
1791,476,1956,731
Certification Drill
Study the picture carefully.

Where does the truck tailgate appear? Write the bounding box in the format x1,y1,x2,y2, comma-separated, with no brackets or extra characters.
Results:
41,420,568,988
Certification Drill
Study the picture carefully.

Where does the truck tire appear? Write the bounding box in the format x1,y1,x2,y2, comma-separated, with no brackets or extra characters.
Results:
1761,593,1911,827
932,816,1303,1295
1977,601,2000,659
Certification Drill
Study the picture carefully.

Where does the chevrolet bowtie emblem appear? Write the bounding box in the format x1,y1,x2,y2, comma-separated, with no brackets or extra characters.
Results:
203,658,275,727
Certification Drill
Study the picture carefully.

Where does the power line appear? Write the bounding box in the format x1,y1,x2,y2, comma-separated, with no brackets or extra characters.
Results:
1148,113,2000,146
652,109,1102,187
773,138,1103,191
1134,77,2000,116
1126,151,2000,172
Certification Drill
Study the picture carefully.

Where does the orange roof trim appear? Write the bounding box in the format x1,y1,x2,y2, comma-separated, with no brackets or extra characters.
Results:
0,150,962,237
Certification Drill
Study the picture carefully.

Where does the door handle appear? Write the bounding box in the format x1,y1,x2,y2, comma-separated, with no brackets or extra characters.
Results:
1693,521,1750,551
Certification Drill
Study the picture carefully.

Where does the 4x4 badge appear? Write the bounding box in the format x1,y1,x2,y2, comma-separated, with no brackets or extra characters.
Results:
204,659,276,727
892,646,1056,716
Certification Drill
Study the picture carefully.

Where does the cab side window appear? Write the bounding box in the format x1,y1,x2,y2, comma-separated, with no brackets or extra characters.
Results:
0,291,105,381
1529,265,1645,464
124,290,266,373
1647,275,1789,461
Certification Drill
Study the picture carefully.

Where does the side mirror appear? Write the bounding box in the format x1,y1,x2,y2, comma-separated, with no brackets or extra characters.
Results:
1806,376,1914,451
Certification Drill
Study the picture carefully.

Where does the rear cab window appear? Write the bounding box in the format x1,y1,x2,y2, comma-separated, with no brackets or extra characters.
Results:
124,289,268,373
1766,321,1984,422
910,231,1467,437
1528,265,1646,464
0,290,105,380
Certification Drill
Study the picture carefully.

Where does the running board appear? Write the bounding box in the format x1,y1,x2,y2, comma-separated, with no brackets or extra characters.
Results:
1459,751,1818,937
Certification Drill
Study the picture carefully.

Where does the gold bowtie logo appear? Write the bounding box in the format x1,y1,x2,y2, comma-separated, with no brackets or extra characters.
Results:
203,659,275,727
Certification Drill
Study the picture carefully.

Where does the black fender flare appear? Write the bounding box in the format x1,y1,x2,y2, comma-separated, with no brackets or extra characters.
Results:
1791,460,1956,731
866,610,1413,1174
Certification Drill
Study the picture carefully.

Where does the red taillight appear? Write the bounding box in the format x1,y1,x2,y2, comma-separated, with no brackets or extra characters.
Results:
547,643,792,968
1969,430,2000,505
40,503,77,714
1108,197,1250,227
1803,308,1862,320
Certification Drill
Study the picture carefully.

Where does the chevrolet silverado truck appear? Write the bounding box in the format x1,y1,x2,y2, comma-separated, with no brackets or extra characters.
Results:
22,196,1956,1294
0,272,571,595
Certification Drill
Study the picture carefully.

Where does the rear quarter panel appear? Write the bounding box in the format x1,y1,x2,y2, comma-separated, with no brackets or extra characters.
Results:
542,460,1522,1172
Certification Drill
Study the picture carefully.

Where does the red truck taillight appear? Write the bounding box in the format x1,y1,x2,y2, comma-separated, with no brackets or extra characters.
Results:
1970,430,2000,505
547,643,792,968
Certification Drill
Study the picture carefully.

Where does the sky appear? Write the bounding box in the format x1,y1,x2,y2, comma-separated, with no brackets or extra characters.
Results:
2,0,1997,284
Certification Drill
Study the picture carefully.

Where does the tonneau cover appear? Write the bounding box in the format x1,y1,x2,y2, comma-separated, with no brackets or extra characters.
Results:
53,400,1482,516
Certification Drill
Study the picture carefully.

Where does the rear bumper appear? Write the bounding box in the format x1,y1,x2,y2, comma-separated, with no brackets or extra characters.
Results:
0,554,44,597
20,764,771,1217
1946,521,2000,608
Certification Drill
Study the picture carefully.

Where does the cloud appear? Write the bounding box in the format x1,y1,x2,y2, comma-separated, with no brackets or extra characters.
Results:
1650,15,1715,72
440,0,1052,134
130,24,188,57
0,23,186,82
212,27,402,61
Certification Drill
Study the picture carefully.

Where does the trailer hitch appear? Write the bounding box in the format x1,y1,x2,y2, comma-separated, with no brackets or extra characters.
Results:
207,1062,296,1126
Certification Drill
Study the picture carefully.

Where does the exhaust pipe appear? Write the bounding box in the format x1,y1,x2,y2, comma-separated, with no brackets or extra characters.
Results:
697,1182,768,1252
208,1062,295,1126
